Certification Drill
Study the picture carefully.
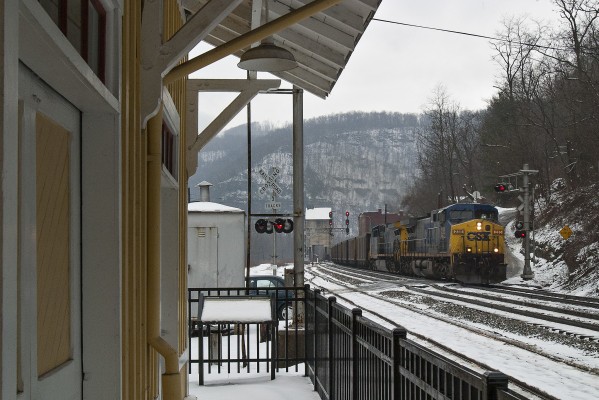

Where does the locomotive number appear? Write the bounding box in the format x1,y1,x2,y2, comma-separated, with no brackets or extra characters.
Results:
467,232,490,241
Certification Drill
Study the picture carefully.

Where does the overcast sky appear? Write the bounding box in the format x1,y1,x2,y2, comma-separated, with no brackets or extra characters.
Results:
189,0,561,131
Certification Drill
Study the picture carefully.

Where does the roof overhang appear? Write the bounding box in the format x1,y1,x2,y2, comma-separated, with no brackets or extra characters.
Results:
180,0,382,98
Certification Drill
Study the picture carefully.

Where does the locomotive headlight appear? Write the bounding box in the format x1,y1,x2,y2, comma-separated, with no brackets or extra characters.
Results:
466,246,472,253
476,222,482,231
494,247,499,253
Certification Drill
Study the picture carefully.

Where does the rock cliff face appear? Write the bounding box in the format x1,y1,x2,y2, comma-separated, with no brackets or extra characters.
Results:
189,111,423,263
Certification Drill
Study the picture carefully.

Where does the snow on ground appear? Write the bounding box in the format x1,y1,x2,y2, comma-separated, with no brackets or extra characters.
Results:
190,210,599,399
501,206,598,297
188,369,319,400
305,265,599,399
188,296,318,400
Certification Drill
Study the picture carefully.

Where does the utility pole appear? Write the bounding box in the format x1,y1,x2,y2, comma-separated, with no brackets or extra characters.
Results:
272,193,277,275
520,164,538,280
495,163,538,280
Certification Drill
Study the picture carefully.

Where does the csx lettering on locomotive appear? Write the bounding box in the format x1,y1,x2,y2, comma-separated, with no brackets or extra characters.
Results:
467,232,490,241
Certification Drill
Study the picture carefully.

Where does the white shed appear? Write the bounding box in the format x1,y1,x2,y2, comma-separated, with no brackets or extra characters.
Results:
187,183,246,289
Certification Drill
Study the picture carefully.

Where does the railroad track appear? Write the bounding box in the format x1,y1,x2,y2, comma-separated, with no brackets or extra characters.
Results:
316,262,599,342
306,262,599,399
409,285,599,339
487,284,599,308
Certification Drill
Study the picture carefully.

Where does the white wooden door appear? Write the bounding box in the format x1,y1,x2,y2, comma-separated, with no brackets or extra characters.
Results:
19,65,82,400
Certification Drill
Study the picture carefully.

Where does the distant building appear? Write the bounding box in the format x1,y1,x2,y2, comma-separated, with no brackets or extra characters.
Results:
358,209,404,236
305,207,332,262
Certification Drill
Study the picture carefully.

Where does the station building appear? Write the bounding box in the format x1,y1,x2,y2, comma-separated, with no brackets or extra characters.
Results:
1,1,380,399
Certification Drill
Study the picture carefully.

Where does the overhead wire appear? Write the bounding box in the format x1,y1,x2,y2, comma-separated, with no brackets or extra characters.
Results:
372,17,569,52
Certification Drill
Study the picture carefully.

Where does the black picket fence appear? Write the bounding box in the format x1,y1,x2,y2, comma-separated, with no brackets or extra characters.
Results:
189,285,528,400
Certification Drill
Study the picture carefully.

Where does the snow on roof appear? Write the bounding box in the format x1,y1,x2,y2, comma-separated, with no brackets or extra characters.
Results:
188,201,243,213
305,207,331,220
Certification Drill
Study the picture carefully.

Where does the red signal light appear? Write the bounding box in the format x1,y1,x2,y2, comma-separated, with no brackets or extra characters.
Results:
514,230,526,238
273,218,285,233
345,211,350,217
494,183,507,192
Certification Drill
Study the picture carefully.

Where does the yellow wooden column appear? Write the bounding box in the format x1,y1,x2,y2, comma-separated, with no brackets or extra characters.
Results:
122,0,156,398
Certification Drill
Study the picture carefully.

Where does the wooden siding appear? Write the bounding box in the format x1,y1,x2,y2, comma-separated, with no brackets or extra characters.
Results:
36,112,71,376
162,0,189,360
122,0,151,397
121,0,187,398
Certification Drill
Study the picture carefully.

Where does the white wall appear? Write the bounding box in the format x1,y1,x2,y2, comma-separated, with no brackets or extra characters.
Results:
17,1,122,399
188,211,246,289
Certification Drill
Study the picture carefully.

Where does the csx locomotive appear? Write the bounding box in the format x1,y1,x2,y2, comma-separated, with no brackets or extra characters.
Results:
331,203,507,284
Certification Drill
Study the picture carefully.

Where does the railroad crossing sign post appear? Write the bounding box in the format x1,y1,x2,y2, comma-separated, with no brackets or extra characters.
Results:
259,167,282,197
259,167,282,270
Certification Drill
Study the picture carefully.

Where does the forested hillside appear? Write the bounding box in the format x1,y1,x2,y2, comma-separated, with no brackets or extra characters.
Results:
189,111,423,264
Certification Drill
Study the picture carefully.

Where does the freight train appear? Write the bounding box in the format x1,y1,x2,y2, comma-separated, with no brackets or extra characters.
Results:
331,203,507,284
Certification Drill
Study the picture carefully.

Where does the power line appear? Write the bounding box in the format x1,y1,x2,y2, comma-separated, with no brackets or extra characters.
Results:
372,17,561,51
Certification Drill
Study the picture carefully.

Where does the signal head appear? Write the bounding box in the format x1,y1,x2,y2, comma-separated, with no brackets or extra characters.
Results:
255,219,268,234
514,230,526,239
515,221,524,230
283,218,294,233
273,218,285,233
345,211,350,217
494,183,507,193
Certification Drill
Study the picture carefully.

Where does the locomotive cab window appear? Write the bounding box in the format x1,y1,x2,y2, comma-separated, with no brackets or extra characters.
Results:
475,210,498,221
449,210,473,222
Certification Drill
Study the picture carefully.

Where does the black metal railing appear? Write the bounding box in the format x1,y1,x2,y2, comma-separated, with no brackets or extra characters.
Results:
188,285,306,385
189,285,528,400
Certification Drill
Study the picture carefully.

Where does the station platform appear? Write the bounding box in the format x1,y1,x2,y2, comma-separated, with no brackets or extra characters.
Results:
187,369,319,400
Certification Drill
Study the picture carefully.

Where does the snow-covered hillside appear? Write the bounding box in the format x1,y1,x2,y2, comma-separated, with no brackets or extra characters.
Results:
503,179,598,297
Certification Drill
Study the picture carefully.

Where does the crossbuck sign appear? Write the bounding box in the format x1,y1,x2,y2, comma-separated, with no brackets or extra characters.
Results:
259,167,282,196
